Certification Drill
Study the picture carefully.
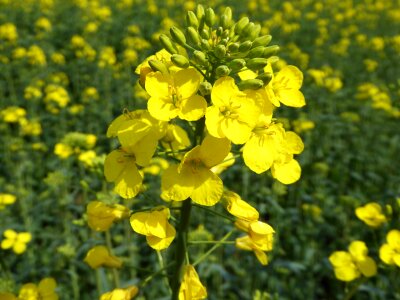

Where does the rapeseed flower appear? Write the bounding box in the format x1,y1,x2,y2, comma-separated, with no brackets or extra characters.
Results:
379,229,400,267
1,230,31,254
84,245,122,269
87,201,129,231
179,265,207,300
0,193,16,210
355,202,387,227
100,286,139,300
18,277,59,300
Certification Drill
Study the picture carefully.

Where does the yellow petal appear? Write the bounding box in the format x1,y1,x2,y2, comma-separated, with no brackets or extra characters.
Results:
348,241,368,261
13,242,27,254
4,229,17,239
357,256,377,277
254,249,268,265
243,134,274,174
130,134,158,167
114,163,143,199
387,229,400,248
271,159,301,184
146,222,176,250
211,76,239,107
199,135,231,168
161,164,194,201
221,118,252,144
117,120,152,149
329,251,353,267
191,169,223,206
38,278,57,296
275,65,303,90
333,265,360,282
285,131,304,154
276,89,305,107
379,244,395,265
174,68,202,99
205,106,225,138
18,232,32,243
148,96,178,121
1,239,14,249
104,150,126,182
238,69,257,80
145,72,170,98
178,94,207,121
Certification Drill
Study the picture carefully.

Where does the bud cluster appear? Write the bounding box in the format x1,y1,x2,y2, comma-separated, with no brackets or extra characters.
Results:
157,5,279,90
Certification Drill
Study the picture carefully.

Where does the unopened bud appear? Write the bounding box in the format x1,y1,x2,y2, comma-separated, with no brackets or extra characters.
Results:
216,26,223,37
200,29,210,40
267,56,279,64
246,58,269,71
201,39,211,50
186,11,199,28
216,65,230,77
187,27,201,45
238,41,252,53
235,17,249,34
170,26,186,46
249,24,261,41
241,22,255,37
193,50,207,65
228,42,240,53
149,60,169,75
256,72,273,84
252,35,272,48
215,45,226,59
262,45,280,58
199,81,213,96
159,34,178,54
171,54,189,68
237,79,264,90
205,8,216,27
228,59,246,71
196,4,205,21
248,46,265,58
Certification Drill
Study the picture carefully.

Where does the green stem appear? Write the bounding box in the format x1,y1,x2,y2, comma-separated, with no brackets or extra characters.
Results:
192,203,236,222
105,230,120,288
171,199,192,300
343,277,367,300
157,251,172,295
139,262,175,288
189,240,235,245
193,230,235,267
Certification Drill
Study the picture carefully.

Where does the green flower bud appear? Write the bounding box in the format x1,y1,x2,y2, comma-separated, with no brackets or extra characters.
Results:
199,81,213,96
220,38,228,46
171,54,190,68
215,45,226,59
205,8,216,27
200,28,210,40
201,39,211,50
235,17,249,34
237,79,264,90
262,45,280,58
238,41,252,53
246,58,269,71
248,46,265,58
252,35,272,47
228,42,240,53
216,65,231,77
149,60,169,75
248,24,261,41
187,27,201,46
159,34,178,54
228,59,246,71
267,56,279,64
222,29,230,39
170,26,186,46
196,4,205,21
256,72,273,85
241,22,255,38
186,11,199,28
224,7,232,21
193,50,208,65
216,26,223,37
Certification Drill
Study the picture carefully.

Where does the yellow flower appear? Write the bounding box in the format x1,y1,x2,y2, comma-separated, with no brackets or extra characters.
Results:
19,277,59,300
379,229,400,267
223,191,259,222
0,23,18,43
160,124,191,152
179,265,207,300
0,193,16,210
142,157,170,175
205,76,261,144
355,202,387,228
84,245,122,269
130,207,176,250
100,286,139,300
54,143,74,159
1,230,31,254
1,106,26,123
161,135,231,206
87,201,129,231
329,241,377,282
78,150,97,167
145,68,207,121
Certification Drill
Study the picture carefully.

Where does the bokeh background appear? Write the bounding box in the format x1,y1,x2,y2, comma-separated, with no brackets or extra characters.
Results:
1,0,399,299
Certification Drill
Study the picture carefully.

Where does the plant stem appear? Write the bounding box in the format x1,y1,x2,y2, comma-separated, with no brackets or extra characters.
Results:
105,230,120,288
171,199,192,300
343,277,367,300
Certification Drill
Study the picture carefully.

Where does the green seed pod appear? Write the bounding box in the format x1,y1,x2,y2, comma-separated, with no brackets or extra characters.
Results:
215,45,226,58
252,35,272,48
262,45,280,58
200,28,210,40
246,58,269,71
187,27,201,46
149,59,169,75
216,65,231,77
249,24,261,41
238,41,252,53
228,59,246,71
186,11,199,28
199,81,213,96
235,17,249,34
237,79,264,90
201,39,211,50
159,34,178,54
256,72,273,85
193,50,208,65
171,54,190,68
205,8,216,27
170,26,186,46
248,46,265,58
228,42,240,53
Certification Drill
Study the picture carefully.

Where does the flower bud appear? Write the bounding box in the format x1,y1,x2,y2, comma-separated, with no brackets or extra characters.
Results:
228,42,240,53
201,39,211,50
200,29,210,40
248,46,265,58
248,24,261,41
187,27,201,45
216,26,223,37
199,81,213,96
252,35,272,47
148,60,169,75
228,59,246,71
170,26,186,46
171,54,189,68
262,45,280,58
193,50,207,65
186,11,199,28
216,65,230,77
256,72,273,85
235,17,249,34
246,58,269,70
267,56,279,64
205,8,216,27
241,22,255,38
215,45,226,58
159,34,178,54
238,41,252,53
196,4,205,23
237,79,264,90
